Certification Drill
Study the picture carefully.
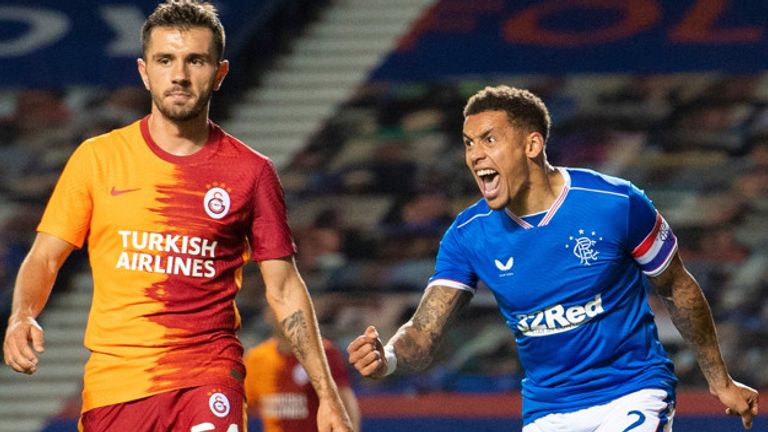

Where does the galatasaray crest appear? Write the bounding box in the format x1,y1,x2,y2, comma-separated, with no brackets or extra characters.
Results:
204,184,231,220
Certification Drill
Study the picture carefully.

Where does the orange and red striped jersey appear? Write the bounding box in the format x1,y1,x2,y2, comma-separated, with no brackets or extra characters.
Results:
244,338,351,432
38,116,296,412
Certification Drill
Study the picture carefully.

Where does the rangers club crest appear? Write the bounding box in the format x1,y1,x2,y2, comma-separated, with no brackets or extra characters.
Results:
565,229,602,266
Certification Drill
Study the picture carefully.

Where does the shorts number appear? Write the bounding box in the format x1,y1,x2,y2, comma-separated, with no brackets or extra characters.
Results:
622,410,646,432
190,423,239,432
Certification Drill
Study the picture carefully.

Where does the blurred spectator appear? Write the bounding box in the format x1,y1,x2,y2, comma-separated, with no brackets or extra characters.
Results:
294,209,348,275
244,308,361,432
745,140,768,168
656,101,752,153
338,140,417,194
680,226,749,264
0,89,75,202
732,168,768,202
379,192,453,238
73,86,149,142
10,88,71,134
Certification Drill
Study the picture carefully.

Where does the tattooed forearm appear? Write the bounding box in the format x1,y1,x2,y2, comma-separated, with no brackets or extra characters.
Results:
652,256,729,388
281,310,310,363
391,286,471,372
660,280,717,348
659,291,725,382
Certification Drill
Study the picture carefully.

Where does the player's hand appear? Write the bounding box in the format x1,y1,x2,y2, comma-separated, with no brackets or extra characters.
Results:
346,326,388,378
3,315,45,375
317,395,353,432
712,379,759,429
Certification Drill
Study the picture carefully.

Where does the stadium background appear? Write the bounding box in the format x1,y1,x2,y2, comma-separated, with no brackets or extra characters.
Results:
0,0,766,431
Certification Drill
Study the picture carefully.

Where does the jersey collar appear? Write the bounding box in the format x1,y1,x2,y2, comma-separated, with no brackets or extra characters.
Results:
504,167,570,229
140,115,222,165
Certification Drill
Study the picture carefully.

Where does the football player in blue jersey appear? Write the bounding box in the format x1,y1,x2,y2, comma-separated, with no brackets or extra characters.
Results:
347,86,759,431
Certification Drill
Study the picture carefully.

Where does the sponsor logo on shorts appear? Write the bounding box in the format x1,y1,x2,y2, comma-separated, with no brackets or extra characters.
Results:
516,294,604,337
208,392,230,418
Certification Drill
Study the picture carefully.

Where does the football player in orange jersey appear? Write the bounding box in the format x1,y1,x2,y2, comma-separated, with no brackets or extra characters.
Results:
245,309,361,432
3,1,352,431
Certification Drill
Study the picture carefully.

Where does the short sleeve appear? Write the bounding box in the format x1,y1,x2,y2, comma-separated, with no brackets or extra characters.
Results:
627,184,678,277
37,143,94,248
249,160,297,261
427,223,477,293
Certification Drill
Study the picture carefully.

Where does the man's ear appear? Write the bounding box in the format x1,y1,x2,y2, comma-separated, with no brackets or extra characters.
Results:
213,60,229,91
525,132,545,158
137,58,150,90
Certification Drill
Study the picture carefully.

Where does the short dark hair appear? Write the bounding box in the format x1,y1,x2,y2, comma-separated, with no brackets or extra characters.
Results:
463,86,551,142
141,0,226,61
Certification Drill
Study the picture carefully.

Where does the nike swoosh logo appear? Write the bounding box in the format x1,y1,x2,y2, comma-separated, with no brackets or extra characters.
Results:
110,186,141,196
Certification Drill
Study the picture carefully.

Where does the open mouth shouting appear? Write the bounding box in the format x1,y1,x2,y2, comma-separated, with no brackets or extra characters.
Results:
476,168,501,201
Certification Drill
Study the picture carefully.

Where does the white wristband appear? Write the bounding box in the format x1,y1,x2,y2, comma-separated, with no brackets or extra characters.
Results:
383,344,397,376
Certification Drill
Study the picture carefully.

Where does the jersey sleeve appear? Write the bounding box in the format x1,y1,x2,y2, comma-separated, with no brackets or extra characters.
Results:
37,142,94,248
249,160,297,261
324,340,351,388
426,223,477,293
627,183,678,277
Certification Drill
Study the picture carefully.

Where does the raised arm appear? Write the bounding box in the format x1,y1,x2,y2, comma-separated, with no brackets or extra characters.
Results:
347,285,472,378
4,232,75,374
649,253,759,429
258,256,352,432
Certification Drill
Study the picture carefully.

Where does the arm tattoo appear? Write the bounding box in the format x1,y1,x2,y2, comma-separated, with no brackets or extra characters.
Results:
392,286,471,372
652,257,729,387
280,310,310,363
280,309,328,392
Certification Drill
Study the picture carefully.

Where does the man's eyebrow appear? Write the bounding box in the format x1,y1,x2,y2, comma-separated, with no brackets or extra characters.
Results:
151,51,212,59
186,52,212,60
463,128,494,142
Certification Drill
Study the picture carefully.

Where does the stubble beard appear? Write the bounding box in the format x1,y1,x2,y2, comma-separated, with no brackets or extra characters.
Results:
153,86,212,122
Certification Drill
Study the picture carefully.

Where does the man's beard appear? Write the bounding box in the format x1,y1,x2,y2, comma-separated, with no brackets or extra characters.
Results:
154,87,212,122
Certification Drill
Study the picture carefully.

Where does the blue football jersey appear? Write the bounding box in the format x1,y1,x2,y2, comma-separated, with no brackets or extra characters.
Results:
428,168,678,424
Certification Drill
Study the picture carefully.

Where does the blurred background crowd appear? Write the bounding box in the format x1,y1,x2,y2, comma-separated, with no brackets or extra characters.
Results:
249,74,768,393
2,74,767,394
0,0,766,431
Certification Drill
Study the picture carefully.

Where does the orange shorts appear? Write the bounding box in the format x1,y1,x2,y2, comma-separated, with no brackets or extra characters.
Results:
80,385,246,432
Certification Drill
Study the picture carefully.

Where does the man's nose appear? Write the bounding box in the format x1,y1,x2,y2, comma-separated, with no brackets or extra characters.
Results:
467,145,485,163
171,62,190,84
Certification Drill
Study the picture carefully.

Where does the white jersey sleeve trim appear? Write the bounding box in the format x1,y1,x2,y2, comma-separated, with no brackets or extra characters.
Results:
426,278,476,294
